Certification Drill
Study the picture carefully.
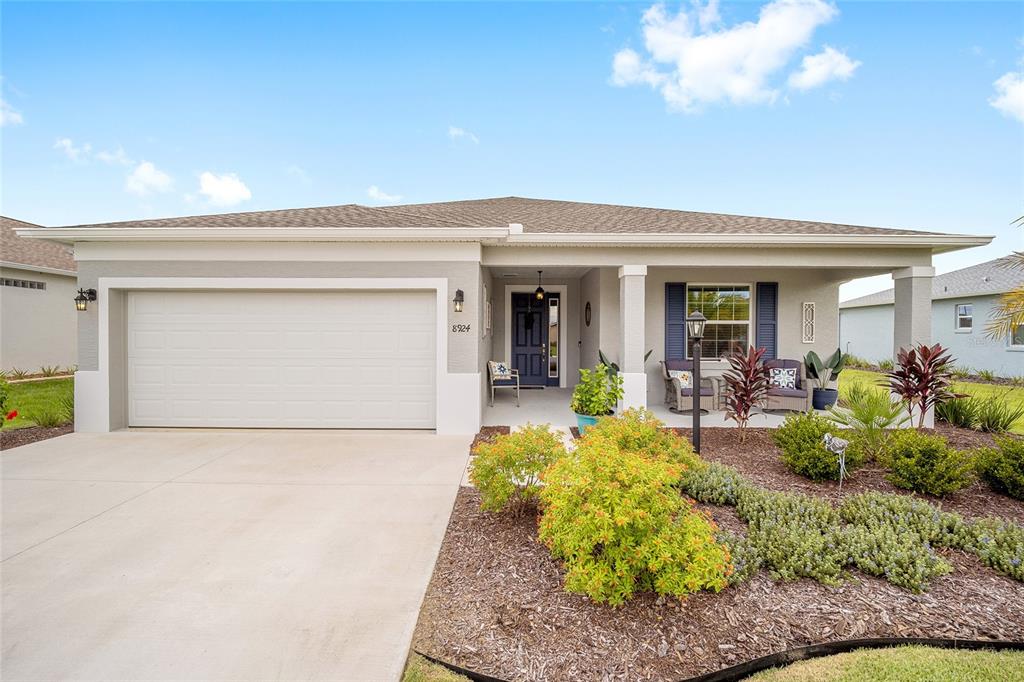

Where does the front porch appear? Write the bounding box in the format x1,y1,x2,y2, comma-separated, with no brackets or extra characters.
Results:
482,386,793,429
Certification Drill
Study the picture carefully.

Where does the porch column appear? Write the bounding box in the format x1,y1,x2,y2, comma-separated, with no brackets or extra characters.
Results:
618,265,647,410
892,265,935,426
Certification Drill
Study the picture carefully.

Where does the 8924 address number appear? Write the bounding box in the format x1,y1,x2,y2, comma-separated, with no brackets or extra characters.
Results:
451,324,472,333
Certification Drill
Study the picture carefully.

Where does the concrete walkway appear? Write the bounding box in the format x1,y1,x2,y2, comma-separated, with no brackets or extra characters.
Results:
1,429,471,681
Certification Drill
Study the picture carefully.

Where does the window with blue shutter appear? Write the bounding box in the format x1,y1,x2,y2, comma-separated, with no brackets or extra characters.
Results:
756,282,778,360
665,283,687,360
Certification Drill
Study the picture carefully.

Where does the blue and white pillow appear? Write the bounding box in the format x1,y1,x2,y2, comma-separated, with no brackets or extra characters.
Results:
489,361,512,378
769,367,797,390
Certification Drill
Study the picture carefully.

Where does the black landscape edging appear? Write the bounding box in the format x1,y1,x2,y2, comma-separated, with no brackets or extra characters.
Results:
416,637,1024,682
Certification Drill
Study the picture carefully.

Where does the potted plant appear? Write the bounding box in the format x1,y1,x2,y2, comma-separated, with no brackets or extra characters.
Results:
805,348,846,410
570,363,624,434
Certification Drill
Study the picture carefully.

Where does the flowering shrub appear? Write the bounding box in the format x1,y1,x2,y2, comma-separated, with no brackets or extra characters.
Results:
882,429,974,497
582,408,701,472
538,439,730,605
469,424,567,516
774,411,864,481
682,462,751,506
974,437,1024,500
736,487,848,584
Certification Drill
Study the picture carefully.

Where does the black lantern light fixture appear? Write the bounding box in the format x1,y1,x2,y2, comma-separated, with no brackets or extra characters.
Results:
534,270,545,301
453,289,465,313
686,311,708,454
74,288,97,312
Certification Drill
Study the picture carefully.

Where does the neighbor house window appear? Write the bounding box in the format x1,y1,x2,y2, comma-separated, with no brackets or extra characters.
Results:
1011,325,1024,349
686,285,751,359
955,304,973,332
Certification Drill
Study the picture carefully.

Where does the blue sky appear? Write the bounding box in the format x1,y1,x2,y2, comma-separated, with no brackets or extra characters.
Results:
1,1,1022,298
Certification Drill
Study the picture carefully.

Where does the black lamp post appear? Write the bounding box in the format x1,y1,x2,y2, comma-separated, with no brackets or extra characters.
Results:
686,311,707,454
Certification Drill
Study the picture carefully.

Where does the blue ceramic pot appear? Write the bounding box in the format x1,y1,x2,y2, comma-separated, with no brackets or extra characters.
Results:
575,413,600,434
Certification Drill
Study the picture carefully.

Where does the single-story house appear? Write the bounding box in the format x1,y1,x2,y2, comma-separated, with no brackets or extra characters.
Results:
1,216,78,373
18,197,990,434
840,257,1024,377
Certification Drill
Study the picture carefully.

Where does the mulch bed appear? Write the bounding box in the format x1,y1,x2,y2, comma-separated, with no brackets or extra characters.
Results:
412,488,1024,681
411,426,1024,680
0,424,73,450
666,426,1024,524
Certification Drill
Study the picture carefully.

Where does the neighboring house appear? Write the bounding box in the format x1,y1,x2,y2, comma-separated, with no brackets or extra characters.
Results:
840,258,1024,377
1,216,78,373
18,197,989,434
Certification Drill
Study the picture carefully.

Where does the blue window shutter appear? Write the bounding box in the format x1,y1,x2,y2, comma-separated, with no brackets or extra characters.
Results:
756,282,778,359
665,283,687,360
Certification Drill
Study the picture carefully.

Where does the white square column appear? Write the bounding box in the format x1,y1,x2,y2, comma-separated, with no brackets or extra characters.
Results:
618,265,647,410
892,265,935,427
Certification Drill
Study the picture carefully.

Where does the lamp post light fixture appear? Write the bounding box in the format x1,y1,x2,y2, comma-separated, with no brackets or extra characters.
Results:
453,289,465,313
74,288,97,312
686,311,707,454
534,270,545,301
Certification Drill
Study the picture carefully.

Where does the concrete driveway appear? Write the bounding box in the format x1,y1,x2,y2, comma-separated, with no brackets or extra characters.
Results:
1,429,471,681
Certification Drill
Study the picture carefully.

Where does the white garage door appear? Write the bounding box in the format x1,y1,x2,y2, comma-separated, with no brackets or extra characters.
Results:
126,290,436,429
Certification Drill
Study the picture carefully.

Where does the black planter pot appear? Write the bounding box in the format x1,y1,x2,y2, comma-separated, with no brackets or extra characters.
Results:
812,387,839,410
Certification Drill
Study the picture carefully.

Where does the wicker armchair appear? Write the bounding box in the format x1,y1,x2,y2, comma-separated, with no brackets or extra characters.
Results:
763,359,813,412
660,360,717,413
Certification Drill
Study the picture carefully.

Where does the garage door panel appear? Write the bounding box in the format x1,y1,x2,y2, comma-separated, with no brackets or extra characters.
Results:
126,290,436,428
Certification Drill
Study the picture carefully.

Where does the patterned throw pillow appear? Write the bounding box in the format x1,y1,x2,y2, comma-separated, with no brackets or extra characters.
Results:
769,367,798,390
489,361,511,378
668,370,692,389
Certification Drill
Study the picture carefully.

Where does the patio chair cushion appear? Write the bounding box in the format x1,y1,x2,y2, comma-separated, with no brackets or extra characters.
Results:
678,386,714,397
768,367,798,390
664,359,695,372
488,361,512,378
492,377,517,386
767,386,807,398
667,370,692,388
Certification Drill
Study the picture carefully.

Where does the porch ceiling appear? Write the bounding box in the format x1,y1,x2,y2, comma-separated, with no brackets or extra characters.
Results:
487,266,593,279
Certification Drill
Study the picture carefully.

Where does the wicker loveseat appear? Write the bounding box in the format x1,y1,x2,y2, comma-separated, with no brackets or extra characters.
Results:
763,359,813,412
660,359,717,413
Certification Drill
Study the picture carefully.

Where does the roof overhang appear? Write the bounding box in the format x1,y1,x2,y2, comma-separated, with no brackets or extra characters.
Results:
0,260,77,277
15,226,992,254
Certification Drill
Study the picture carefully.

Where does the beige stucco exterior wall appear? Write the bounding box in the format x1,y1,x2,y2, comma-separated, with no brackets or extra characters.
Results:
579,268,601,370
74,259,482,375
0,266,78,372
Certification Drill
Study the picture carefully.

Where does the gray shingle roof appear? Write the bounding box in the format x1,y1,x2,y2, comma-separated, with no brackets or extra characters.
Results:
1,217,76,272
840,257,1024,308
54,196,940,237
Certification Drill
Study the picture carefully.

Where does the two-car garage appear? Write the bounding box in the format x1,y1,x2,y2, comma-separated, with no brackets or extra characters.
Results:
124,289,437,429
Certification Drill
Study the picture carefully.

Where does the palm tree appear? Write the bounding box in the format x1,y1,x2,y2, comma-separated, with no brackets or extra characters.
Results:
986,215,1024,340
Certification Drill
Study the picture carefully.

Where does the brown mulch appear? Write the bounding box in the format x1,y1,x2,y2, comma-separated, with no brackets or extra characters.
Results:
412,487,1024,681
666,426,1024,524
472,426,511,452
0,424,73,450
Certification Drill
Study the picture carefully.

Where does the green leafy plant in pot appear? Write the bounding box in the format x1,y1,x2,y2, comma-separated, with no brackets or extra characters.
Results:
570,363,624,434
805,348,845,410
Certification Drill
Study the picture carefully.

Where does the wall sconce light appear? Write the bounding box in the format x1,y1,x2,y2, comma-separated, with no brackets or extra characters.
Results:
74,288,97,312
453,289,464,313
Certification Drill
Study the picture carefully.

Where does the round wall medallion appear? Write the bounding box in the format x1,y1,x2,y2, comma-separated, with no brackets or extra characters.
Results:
585,301,592,327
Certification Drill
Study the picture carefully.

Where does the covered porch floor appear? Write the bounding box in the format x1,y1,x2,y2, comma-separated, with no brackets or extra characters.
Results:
482,387,791,430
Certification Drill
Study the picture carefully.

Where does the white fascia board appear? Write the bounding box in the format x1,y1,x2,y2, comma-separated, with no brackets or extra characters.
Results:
0,260,77,277
14,226,510,244
504,232,993,253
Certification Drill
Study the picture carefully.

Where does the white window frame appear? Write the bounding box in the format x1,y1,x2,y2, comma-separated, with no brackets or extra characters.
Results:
1009,324,1024,351
684,283,753,360
955,303,973,333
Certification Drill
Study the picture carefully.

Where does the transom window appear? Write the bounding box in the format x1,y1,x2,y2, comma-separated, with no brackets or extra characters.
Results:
686,285,751,359
955,304,973,332
1,278,45,290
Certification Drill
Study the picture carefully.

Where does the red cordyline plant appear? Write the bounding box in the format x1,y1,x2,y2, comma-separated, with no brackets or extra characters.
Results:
723,345,770,441
885,343,962,429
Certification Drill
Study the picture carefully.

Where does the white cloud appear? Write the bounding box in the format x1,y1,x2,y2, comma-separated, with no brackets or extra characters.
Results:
990,71,1024,123
787,45,861,90
54,137,91,162
125,161,173,196
448,125,480,144
367,185,402,203
96,146,133,166
0,98,23,127
611,0,851,111
198,171,252,206
285,164,311,183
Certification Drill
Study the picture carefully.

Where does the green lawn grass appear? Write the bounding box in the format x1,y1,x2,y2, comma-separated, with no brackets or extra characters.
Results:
749,645,1024,682
840,368,1024,435
1,378,74,429
402,654,468,682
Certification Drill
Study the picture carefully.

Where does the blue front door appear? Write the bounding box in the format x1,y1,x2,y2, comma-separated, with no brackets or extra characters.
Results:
512,292,559,387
